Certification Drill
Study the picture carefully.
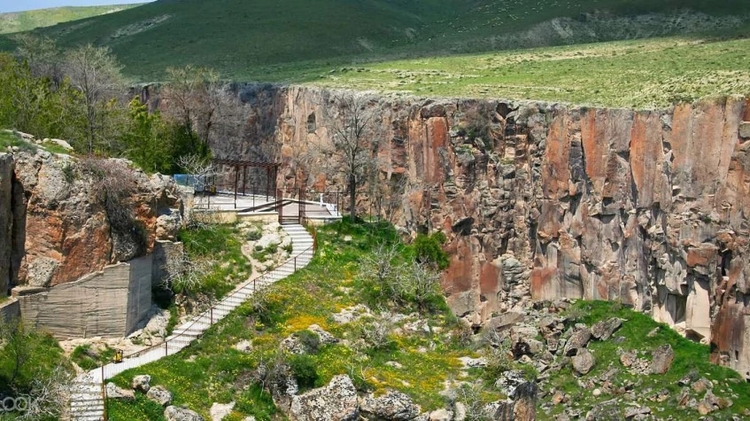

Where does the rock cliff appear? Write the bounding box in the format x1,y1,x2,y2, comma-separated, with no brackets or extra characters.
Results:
205,85,750,379
0,146,182,293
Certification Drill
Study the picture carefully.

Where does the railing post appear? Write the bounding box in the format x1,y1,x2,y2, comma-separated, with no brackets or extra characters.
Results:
210,307,214,325
102,379,108,421
294,256,297,271
165,341,168,356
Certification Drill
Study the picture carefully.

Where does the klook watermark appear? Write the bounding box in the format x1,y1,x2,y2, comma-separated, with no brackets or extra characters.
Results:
0,395,31,413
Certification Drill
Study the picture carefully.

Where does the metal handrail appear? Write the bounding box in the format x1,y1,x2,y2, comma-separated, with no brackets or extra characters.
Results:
111,232,315,367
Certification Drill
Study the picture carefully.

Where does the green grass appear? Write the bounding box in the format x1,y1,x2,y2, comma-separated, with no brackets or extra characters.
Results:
71,344,117,371
308,35,750,109
177,224,252,299
0,4,141,34
3,0,747,84
0,130,37,153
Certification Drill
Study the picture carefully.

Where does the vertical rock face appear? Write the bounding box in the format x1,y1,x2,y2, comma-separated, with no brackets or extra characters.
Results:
7,150,181,288
207,85,750,378
0,153,14,296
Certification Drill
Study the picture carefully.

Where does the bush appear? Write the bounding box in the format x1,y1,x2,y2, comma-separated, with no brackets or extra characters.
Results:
410,231,449,270
297,330,321,354
288,354,319,390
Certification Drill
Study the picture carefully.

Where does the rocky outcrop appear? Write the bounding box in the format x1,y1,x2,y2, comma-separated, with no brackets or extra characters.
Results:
289,375,359,421
7,149,181,288
178,84,750,378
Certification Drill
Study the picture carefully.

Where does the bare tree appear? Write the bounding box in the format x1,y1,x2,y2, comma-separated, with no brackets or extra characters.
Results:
12,34,62,82
20,364,74,420
63,44,124,154
324,95,381,219
162,65,227,146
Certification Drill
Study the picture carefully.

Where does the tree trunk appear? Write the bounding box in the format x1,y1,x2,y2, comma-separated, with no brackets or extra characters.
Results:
349,174,356,219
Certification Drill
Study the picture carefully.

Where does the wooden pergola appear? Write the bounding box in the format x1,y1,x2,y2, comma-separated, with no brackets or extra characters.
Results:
212,158,281,207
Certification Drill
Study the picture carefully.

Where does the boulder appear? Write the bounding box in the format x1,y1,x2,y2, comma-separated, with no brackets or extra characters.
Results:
289,374,358,421
210,401,235,421
619,350,637,367
234,340,253,353
572,349,595,375
428,409,453,421
564,328,592,356
156,211,182,241
513,382,538,421
651,344,674,374
131,374,151,393
308,324,338,345
360,390,421,420
106,382,135,401
165,405,204,421
147,385,173,406
494,370,527,397
591,318,623,341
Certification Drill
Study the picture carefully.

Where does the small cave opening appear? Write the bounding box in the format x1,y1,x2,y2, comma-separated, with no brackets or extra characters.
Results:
720,249,732,277
307,112,316,133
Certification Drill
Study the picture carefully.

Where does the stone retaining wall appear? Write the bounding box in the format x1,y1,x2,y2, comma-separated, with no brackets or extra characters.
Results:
15,255,153,339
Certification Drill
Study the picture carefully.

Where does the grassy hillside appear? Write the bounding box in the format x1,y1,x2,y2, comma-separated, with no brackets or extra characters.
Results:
308,36,750,109
0,4,141,34
4,0,748,81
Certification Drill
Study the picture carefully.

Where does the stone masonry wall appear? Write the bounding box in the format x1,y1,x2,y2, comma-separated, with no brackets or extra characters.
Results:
205,85,750,378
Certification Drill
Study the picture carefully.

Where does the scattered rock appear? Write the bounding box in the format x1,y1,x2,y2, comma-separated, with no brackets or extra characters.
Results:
591,318,623,341
289,375,359,421
165,405,204,421
624,406,651,419
131,374,151,393
308,324,338,345
651,344,674,374
692,377,712,393
513,382,538,421
564,328,592,356
646,327,659,338
619,351,634,367
333,304,370,324
106,382,135,401
592,388,601,397
551,391,567,405
234,340,253,353
147,385,173,407
385,361,403,369
279,335,305,354
429,408,453,421
360,390,421,420
572,349,596,375
210,401,235,421
453,402,467,421
458,357,487,368
494,370,527,397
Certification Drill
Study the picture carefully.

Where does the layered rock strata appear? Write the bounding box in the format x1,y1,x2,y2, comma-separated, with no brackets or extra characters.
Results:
203,85,750,378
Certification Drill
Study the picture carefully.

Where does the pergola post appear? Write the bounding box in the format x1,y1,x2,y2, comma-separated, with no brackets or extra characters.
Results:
242,166,247,196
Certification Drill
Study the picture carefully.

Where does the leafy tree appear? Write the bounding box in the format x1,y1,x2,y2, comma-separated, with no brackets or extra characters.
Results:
120,98,172,173
63,44,125,154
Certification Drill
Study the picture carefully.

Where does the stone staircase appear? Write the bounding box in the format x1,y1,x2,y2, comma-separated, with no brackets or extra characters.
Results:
68,224,314,420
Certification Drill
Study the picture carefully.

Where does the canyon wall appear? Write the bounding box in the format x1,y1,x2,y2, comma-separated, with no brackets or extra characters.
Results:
208,85,750,379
